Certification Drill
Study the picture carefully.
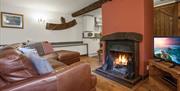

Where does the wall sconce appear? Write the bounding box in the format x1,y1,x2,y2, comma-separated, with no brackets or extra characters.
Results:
32,12,48,24
37,18,46,23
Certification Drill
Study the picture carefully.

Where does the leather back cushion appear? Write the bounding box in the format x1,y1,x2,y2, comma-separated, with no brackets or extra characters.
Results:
0,77,7,88
27,41,54,56
41,41,54,55
0,48,38,83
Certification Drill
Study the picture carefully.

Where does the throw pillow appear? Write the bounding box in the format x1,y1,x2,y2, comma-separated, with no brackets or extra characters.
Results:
18,47,39,56
0,77,8,88
19,47,54,75
28,53,54,75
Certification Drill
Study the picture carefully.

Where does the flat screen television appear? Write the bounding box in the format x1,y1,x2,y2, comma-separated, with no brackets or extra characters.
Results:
154,36,180,67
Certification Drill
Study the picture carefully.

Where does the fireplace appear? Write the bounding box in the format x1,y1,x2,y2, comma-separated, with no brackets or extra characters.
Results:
96,32,143,87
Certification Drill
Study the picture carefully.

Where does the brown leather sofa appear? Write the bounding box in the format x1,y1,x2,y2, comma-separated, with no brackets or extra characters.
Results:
27,41,80,65
0,47,97,91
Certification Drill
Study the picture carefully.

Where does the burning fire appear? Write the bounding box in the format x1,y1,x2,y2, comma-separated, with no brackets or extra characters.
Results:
114,54,128,65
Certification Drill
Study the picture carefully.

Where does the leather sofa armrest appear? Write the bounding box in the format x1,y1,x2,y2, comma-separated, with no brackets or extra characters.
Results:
56,62,96,91
1,74,58,91
91,74,97,88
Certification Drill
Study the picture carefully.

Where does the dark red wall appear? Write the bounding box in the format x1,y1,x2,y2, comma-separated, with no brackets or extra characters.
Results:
102,0,153,76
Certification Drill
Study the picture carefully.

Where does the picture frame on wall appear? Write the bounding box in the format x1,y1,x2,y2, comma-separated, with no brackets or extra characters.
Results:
1,12,24,29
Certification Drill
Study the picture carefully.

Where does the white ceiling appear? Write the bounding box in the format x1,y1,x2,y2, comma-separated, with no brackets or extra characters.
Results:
1,0,176,16
86,8,102,18
154,0,176,6
1,0,98,13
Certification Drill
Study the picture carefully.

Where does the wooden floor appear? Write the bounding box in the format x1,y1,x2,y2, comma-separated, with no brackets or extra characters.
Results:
80,56,152,91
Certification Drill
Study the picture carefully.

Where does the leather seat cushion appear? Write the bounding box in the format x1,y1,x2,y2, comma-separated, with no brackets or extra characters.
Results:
0,48,38,83
42,52,58,60
48,59,67,71
57,50,80,61
0,77,8,88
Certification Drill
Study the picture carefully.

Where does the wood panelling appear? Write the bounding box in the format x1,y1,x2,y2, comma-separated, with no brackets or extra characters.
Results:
154,2,180,36
178,3,180,35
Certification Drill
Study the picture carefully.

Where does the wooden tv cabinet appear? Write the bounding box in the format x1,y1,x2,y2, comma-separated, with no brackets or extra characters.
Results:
149,59,180,91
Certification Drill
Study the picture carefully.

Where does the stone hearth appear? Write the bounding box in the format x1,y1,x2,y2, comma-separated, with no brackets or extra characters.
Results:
96,32,143,87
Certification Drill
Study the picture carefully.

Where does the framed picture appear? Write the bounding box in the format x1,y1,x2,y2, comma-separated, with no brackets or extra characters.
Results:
1,12,24,29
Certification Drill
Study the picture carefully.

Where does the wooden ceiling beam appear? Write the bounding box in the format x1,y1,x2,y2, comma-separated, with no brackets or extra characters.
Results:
72,0,111,17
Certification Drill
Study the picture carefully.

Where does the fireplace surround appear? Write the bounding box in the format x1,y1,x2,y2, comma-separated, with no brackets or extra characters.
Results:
96,32,143,87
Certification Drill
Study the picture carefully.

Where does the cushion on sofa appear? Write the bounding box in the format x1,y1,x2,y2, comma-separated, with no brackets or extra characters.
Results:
0,77,8,88
57,50,80,60
18,47,54,75
28,53,54,75
42,52,58,60
56,50,80,65
26,41,54,56
18,47,39,56
0,48,38,83
41,41,54,55
47,58,67,71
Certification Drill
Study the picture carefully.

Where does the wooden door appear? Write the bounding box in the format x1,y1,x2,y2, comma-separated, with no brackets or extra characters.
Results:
154,3,180,36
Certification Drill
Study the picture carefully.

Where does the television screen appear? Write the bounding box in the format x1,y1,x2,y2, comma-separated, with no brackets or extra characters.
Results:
154,37,180,65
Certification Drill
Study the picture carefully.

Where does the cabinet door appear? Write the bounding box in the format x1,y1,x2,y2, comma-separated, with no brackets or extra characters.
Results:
83,39,100,56
178,3,180,35
154,3,179,36
83,16,95,31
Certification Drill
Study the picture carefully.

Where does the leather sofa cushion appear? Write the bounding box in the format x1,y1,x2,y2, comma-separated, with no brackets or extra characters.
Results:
27,41,54,56
56,50,80,61
27,53,54,75
42,52,58,60
0,77,8,88
41,41,54,55
2,70,34,83
0,48,38,83
47,59,67,71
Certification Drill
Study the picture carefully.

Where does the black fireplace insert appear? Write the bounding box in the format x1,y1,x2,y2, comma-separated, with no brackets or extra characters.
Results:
96,32,143,87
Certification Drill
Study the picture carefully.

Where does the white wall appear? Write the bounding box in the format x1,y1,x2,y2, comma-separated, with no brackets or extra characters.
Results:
83,15,95,31
0,1,103,56
82,15,101,56
0,1,83,44
154,0,176,6
54,45,88,55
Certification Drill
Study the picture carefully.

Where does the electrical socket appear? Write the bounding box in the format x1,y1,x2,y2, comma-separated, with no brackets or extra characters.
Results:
146,65,149,70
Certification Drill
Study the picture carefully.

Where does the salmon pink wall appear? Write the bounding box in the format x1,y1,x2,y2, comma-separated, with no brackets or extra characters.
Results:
102,0,153,76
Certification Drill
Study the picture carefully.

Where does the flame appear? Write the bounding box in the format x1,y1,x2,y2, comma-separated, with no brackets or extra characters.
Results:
114,54,128,65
